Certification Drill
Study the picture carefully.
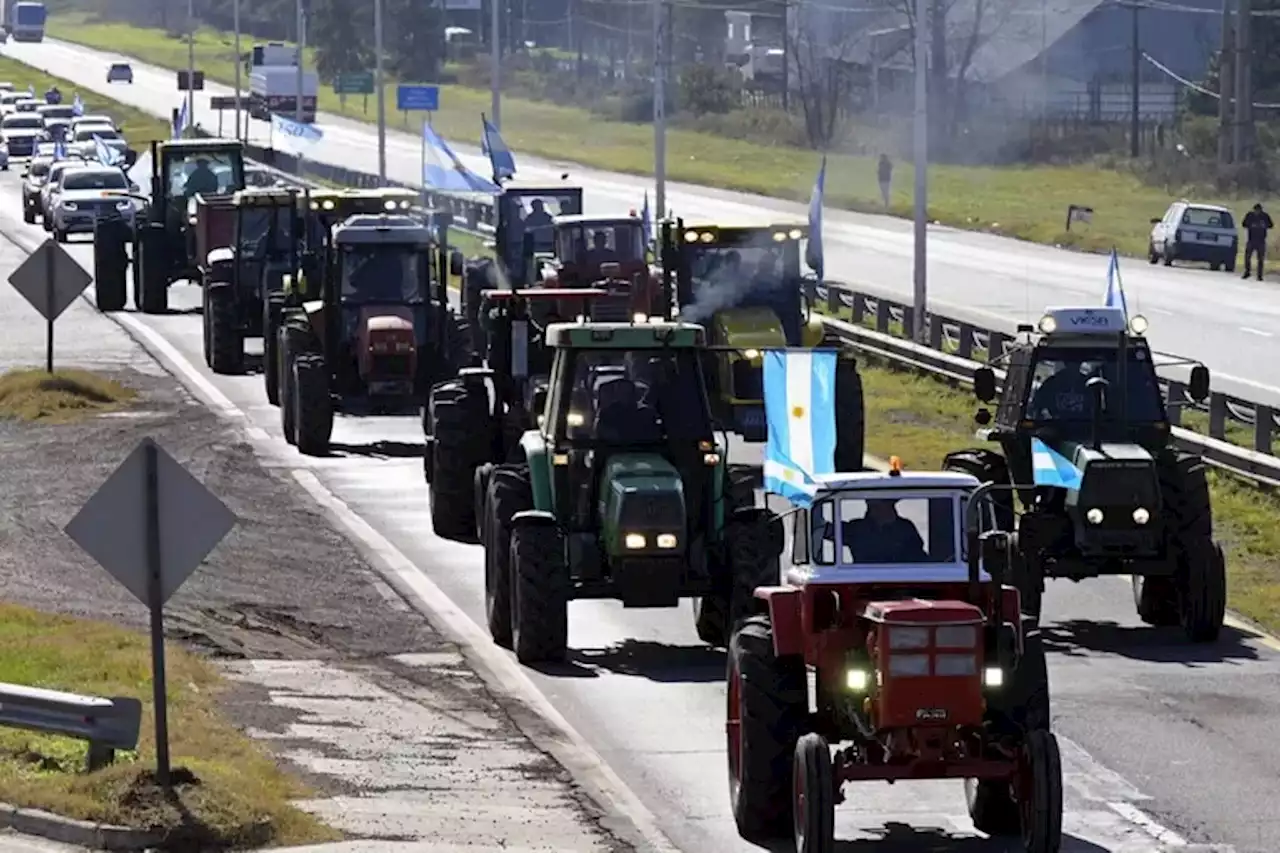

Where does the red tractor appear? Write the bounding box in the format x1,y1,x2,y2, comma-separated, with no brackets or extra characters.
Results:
531,214,665,321
728,464,1062,853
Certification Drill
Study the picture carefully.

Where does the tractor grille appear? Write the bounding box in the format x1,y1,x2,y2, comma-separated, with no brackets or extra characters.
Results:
731,359,764,400
591,295,631,322
370,354,413,377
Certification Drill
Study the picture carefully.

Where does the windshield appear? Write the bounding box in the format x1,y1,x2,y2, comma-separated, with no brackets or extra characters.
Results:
0,95,21,105
3,116,41,129
557,223,644,269
560,349,710,443
62,170,126,191
340,247,424,303
110,64,129,72
28,160,49,177
681,238,801,338
76,128,119,142
1183,207,1233,229
501,192,583,266
1024,345,1165,423
810,493,959,566
238,207,294,256
167,149,246,198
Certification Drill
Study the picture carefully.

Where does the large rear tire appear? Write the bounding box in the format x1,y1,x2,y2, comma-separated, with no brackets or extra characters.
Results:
206,283,243,375
427,377,495,542
943,448,1016,530
263,298,282,405
1180,540,1226,643
510,521,569,664
293,354,333,456
92,218,128,312
1158,451,1224,642
484,465,531,648
136,223,168,314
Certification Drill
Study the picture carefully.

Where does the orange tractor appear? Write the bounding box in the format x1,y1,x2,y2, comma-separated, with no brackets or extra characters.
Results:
527,213,665,320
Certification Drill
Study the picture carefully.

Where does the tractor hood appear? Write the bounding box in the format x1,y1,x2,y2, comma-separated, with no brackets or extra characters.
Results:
600,453,687,557
356,306,417,383
1047,440,1161,532
711,306,787,348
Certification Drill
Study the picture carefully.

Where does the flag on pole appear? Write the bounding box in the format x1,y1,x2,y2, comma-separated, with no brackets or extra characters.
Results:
93,134,122,167
27,84,34,97
641,191,652,247
423,122,501,193
762,350,837,507
271,113,324,156
72,93,84,117
1104,248,1127,320
480,114,516,183
172,99,189,139
806,156,826,280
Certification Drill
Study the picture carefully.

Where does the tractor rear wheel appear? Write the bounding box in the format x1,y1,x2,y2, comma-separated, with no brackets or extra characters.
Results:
695,468,756,646
834,356,865,472
1132,574,1179,627
510,521,569,664
484,465,531,648
698,508,780,648
136,224,168,314
206,284,243,375
428,380,494,542
293,354,333,456
1158,450,1224,641
728,616,807,841
263,299,282,405
278,323,309,445
92,218,128,312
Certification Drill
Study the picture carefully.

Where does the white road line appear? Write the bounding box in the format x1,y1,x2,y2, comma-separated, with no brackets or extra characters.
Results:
1108,801,1189,847
1240,326,1273,337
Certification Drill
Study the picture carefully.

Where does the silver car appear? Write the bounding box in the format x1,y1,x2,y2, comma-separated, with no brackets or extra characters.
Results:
1149,200,1238,272
48,166,135,242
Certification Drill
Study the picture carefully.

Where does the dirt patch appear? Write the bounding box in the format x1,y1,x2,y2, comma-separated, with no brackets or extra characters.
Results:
0,368,136,422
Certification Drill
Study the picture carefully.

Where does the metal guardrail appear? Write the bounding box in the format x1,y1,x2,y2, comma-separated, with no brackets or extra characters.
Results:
0,683,142,771
189,126,1280,485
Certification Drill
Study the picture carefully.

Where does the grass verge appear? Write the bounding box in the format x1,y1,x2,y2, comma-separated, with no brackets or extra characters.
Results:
0,369,137,422
43,13,1262,261
0,52,169,148
0,602,339,847
861,357,1280,633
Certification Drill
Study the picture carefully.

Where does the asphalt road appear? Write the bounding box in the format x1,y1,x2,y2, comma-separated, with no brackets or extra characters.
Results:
7,36,1280,853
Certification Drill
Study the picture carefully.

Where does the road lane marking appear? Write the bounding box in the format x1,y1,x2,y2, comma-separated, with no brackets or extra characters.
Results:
1240,327,1273,338
1108,801,1188,846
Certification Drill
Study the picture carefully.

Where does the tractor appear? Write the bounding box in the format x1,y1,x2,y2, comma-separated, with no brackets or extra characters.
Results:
275,210,470,455
729,465,1061,852
526,214,665,321
109,138,247,314
444,318,774,663
661,221,864,470
197,186,303,379
948,304,1224,642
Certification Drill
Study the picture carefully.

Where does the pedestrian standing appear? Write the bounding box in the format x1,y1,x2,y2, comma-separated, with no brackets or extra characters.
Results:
877,153,893,209
1243,202,1274,281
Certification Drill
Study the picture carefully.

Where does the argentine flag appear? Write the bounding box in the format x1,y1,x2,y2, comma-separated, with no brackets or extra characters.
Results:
763,350,837,507
1104,248,1127,319
1031,438,1083,490
423,122,501,193
480,114,516,183
172,99,189,139
93,134,121,167
806,156,826,280
72,94,84,116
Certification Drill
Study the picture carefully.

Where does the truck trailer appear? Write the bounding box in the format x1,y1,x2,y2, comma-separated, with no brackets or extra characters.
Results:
5,1,46,42
245,42,318,124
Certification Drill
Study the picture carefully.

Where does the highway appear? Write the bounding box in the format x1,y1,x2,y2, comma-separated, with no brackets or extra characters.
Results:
5,35,1280,853
8,37,1280,407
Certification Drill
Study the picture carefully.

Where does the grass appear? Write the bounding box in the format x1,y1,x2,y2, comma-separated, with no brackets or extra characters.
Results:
0,602,339,847
860,355,1280,633
0,369,137,422
43,12,1267,261
0,52,169,148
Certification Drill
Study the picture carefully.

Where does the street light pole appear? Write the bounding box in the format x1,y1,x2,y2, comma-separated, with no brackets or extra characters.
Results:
490,0,501,128
653,0,667,220
186,0,195,134
233,0,241,141
911,0,928,342
375,0,386,181
296,0,306,171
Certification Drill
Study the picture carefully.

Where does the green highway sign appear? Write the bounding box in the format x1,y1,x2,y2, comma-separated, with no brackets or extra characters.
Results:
334,72,374,95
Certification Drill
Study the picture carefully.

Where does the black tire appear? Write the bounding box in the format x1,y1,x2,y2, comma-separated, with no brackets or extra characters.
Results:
510,522,569,664
92,220,128,312
206,284,244,375
263,300,281,406
1163,247,1174,266
22,205,34,225
1210,262,1221,271
728,615,808,841
53,227,66,243
1180,539,1226,643
943,448,1015,530
1020,730,1064,853
991,618,1051,734
1159,450,1213,540
834,356,865,472
278,323,308,445
792,733,835,853
485,465,531,648
428,383,494,542
965,775,1020,837
1148,245,1158,264
1013,535,1045,620
293,354,333,456
1226,258,1237,273
137,225,168,314
473,463,494,544
1132,574,1179,626
699,512,781,648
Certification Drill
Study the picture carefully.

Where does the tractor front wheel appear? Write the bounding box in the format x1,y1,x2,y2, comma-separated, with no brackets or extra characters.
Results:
1179,539,1226,643
1019,730,1064,853
484,465,531,648
136,224,169,314
510,520,569,664
293,354,333,456
792,733,835,853
206,284,243,375
263,298,282,405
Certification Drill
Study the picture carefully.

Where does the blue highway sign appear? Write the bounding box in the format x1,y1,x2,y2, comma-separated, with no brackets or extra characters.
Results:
397,84,440,112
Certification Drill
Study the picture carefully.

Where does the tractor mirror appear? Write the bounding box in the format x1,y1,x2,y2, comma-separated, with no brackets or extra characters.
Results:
765,514,785,558
790,510,809,564
1188,365,1210,403
973,367,997,403
449,249,464,277
531,386,548,420
974,407,991,426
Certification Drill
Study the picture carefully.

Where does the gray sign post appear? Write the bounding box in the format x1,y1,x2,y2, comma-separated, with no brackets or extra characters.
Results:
9,239,91,372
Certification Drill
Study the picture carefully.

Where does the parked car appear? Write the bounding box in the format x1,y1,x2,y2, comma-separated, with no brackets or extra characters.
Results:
1149,201,1238,272
106,62,133,84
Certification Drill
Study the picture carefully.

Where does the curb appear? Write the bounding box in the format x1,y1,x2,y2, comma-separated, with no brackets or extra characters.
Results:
0,801,160,850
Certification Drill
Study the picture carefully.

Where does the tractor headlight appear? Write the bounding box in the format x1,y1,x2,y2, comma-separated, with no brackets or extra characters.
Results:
1086,508,1104,524
633,313,648,323
656,533,678,549
322,199,335,210
703,452,720,465
1129,314,1149,335
684,229,698,242
567,411,585,427
624,533,646,549
1038,314,1058,334
789,228,803,239
384,199,397,210
983,666,1003,687
742,348,760,360
846,669,869,691
1132,507,1150,525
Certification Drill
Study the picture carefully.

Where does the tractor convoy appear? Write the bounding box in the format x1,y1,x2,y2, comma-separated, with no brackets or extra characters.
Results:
84,128,1228,853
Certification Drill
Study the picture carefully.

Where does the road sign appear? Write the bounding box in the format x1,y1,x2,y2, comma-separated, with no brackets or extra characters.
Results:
397,84,439,112
9,239,92,372
334,72,374,95
210,95,239,110
65,437,236,791
176,69,205,91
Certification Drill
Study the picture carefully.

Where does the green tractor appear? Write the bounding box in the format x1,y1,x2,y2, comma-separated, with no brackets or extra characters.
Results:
469,320,780,664
661,221,864,471
949,305,1224,641
275,209,470,455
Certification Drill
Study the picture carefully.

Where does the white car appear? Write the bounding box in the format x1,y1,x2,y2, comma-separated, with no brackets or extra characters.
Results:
0,141,9,171
70,114,116,133
1,112,44,158
48,165,134,242
13,98,41,114
0,92,26,115
40,159,92,224
1149,200,1238,272
69,126,128,162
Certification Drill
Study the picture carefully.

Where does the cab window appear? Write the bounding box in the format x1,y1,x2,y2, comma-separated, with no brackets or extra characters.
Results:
1024,346,1164,423
556,348,709,443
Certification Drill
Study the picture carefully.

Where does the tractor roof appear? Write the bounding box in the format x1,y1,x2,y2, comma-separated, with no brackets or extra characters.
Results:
811,470,980,493
545,321,705,349
162,138,243,152
554,213,641,228
308,188,418,216
1033,306,1148,340
232,187,299,206
333,213,433,246
502,181,583,195
679,223,807,246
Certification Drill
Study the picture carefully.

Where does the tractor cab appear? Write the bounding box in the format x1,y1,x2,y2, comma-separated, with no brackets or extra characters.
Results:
495,183,583,287
532,214,663,320
231,187,302,303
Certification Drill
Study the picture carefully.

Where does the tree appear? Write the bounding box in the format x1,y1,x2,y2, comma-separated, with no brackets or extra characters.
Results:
310,0,372,82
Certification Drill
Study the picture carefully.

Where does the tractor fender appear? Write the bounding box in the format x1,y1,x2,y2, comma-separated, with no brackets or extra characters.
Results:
511,509,557,529
755,586,804,657
207,246,236,267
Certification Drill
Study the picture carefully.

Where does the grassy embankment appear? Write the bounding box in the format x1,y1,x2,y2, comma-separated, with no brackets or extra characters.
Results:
0,369,135,422
44,12,1269,261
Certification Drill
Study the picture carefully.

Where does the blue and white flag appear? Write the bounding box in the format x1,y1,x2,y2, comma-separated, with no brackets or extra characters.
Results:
172,98,189,139
480,114,516,183
1103,248,1127,320
423,122,501,194
27,84,34,97
806,156,826,280
1031,438,1083,490
93,134,122,167
763,350,837,507
72,93,84,116
641,191,652,247
271,113,324,156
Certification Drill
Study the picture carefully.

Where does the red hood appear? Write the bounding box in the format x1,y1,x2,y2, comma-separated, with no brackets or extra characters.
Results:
356,306,416,380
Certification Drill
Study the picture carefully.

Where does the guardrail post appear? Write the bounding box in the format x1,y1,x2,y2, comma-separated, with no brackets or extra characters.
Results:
1208,394,1228,439
1255,406,1274,454
86,742,115,772
1165,381,1184,426
928,314,944,350
955,324,973,360
986,331,1007,363
875,299,890,333
826,286,842,317
900,306,914,338
851,293,869,324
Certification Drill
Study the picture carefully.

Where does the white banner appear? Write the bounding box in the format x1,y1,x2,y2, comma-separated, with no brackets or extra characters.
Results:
271,113,324,156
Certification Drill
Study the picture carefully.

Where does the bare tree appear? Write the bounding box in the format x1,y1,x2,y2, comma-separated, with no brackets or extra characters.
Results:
788,9,872,149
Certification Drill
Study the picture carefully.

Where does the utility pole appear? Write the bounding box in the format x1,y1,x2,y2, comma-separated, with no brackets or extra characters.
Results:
1218,1,1235,165
233,0,241,141
1233,0,1252,163
654,0,669,220
375,0,386,181
911,0,927,343
490,0,501,128
186,0,195,134
295,0,306,172
1129,0,1140,158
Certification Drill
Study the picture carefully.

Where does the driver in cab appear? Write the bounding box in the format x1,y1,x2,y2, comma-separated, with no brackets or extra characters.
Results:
584,230,619,271
842,499,928,564
1029,361,1101,420
182,158,220,198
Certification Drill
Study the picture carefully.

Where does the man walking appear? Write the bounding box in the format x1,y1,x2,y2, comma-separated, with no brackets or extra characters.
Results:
877,153,893,209
1243,202,1273,281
